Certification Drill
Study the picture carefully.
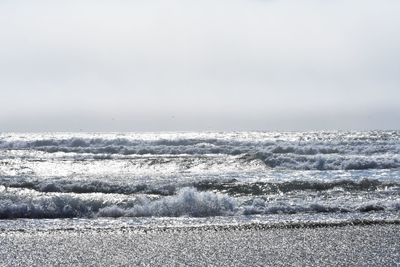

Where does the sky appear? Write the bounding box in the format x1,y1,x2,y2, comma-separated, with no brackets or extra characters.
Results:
1,0,399,131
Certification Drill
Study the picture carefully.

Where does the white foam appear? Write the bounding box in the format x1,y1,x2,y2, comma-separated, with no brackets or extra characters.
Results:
1,131,399,170
98,188,237,217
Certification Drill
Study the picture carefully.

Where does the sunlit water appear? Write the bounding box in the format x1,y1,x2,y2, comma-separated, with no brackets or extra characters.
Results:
0,131,399,230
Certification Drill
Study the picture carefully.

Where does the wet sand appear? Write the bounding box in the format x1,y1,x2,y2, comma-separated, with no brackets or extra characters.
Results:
0,224,399,266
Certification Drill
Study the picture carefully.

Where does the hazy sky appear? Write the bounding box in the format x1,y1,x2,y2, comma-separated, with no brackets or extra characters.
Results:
1,0,399,131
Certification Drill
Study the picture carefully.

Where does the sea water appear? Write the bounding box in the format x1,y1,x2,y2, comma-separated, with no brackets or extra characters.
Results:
0,131,399,231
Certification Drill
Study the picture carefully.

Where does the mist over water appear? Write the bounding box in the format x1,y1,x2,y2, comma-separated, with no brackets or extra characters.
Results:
1,0,400,131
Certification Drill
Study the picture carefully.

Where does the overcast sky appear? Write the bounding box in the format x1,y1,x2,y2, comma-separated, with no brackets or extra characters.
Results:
1,0,399,131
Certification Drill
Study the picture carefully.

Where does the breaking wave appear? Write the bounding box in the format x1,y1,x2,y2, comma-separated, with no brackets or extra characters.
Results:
194,179,400,196
242,199,400,215
0,179,176,195
98,188,236,217
0,132,399,221
243,153,400,170
1,178,398,196
1,131,399,170
0,187,398,219
0,188,236,219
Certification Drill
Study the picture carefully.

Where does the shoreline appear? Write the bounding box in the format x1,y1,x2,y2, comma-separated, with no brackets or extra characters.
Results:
1,217,400,234
1,223,399,266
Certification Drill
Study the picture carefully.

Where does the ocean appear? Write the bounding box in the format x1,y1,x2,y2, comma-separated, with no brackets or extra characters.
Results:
0,131,399,231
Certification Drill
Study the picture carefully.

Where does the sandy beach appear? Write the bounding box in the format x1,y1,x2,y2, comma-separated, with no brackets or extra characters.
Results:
0,223,399,266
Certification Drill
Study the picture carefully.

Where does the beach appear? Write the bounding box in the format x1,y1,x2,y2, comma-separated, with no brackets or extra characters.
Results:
1,132,399,266
1,223,399,266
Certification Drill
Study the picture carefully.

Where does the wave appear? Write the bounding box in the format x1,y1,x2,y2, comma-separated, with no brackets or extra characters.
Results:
0,179,176,195
0,194,105,219
1,178,398,196
97,188,236,217
0,187,399,219
0,188,236,219
194,179,400,196
1,132,400,170
2,137,399,157
242,153,400,170
242,199,400,215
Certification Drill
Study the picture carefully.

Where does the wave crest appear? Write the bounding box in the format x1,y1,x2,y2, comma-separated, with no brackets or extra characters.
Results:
1,132,400,170
98,188,236,217
0,188,236,219
2,178,398,196
242,199,400,215
0,187,399,219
